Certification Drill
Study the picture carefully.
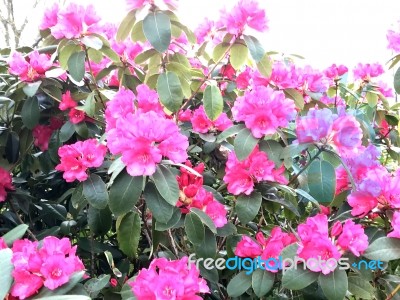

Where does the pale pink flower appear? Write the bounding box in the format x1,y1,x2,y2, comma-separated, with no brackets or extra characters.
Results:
8,51,53,82
387,29,400,53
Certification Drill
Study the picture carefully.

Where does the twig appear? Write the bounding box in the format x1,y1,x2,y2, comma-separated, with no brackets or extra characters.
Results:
8,199,38,241
288,148,323,186
167,229,179,257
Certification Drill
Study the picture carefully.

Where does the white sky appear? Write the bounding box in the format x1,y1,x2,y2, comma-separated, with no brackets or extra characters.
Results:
6,0,400,75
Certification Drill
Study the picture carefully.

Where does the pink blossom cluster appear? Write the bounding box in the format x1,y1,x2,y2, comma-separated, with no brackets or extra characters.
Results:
297,214,368,274
8,51,53,82
324,64,348,80
0,167,14,202
387,28,400,53
296,108,363,157
59,91,86,124
9,237,85,299
235,228,296,272
55,139,107,182
39,3,101,39
190,105,232,134
353,63,384,81
105,87,188,176
224,146,287,195
389,211,400,238
177,161,227,227
232,86,296,138
219,0,268,35
129,257,209,300
32,117,63,151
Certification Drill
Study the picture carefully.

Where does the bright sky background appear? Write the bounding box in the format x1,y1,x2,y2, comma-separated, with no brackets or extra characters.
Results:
6,0,400,77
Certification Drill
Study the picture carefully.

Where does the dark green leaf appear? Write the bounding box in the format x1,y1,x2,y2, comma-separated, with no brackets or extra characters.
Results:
216,222,237,237
259,140,283,167
215,124,245,143
88,206,112,235
83,174,109,209
144,182,175,224
68,51,86,82
21,97,40,129
194,229,217,259
185,212,205,245
203,85,223,121
236,192,262,224
307,159,336,203
143,11,171,53
190,207,217,234
318,268,348,300
347,275,374,299
364,237,400,261
227,271,252,297
156,71,183,112
243,35,265,62
234,128,259,161
84,274,111,298
0,249,13,300
252,269,275,297
154,208,182,231
282,268,318,290
59,121,75,142
117,212,141,258
151,165,179,206
109,171,143,216
5,131,19,163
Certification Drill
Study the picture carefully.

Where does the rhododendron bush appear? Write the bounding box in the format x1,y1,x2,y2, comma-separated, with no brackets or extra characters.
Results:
2,0,400,299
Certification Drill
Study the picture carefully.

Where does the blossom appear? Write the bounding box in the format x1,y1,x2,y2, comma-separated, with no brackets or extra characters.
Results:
387,29,400,53
8,51,53,82
59,91,77,111
191,106,232,134
232,86,296,138
219,0,268,35
55,139,107,182
353,63,384,81
324,64,348,80
11,270,44,299
224,146,287,195
296,108,335,144
0,237,7,250
388,211,400,238
130,257,209,300
331,115,363,157
336,220,368,256
69,108,86,124
0,167,14,202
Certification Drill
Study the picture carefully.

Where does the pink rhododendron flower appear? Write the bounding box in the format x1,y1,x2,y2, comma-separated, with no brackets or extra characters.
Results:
232,86,296,138
0,237,7,249
336,220,368,256
69,108,86,124
296,108,335,144
335,166,350,195
388,211,400,238
235,235,263,258
11,270,44,299
32,125,54,151
59,91,77,111
40,255,76,290
130,257,209,300
55,139,107,182
191,105,232,133
387,29,400,53
353,63,384,80
331,115,363,157
136,84,164,114
8,51,53,82
0,167,14,202
195,18,215,44
219,0,268,35
224,146,287,195
324,64,348,80
39,3,59,30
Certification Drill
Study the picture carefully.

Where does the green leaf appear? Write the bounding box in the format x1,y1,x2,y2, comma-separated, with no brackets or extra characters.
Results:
151,165,179,206
236,192,262,224
394,66,400,94
2,224,29,246
88,206,112,235
117,211,141,258
216,222,237,237
185,212,205,245
194,228,217,259
280,243,299,261
347,275,374,299
364,237,400,261
234,128,259,161
0,249,13,300
21,96,40,129
282,268,319,290
83,93,95,117
215,124,245,143
190,207,217,234
243,35,265,62
23,81,42,97
68,51,86,82
366,91,378,107
252,269,275,297
109,171,143,216
203,85,223,121
144,182,175,224
284,88,305,109
121,281,137,300
318,268,348,300
32,271,85,298
230,42,248,70
257,53,272,78
212,42,230,62
155,208,182,231
134,49,159,64
156,71,184,112
116,10,136,42
83,174,109,210
143,11,171,53
81,35,103,50
59,44,81,69
59,121,75,142
84,274,111,298
227,271,252,297
259,140,283,167
307,159,336,203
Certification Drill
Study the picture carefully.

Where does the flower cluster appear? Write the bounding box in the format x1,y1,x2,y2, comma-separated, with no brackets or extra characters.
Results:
105,87,188,176
190,105,232,134
32,117,63,151
232,86,296,138
296,108,363,157
0,167,14,202
235,228,296,272
176,161,227,227
387,28,400,53
8,51,53,82
353,63,384,81
40,3,101,39
224,146,287,195
59,91,86,124
129,257,209,300
9,237,85,299
296,214,368,274
55,139,107,182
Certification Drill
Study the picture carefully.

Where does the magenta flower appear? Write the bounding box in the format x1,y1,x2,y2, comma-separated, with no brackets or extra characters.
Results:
8,51,53,82
388,211,400,238
353,63,384,81
387,29,400,53
11,270,44,299
191,105,232,134
337,220,368,256
296,108,335,144
59,91,77,111
0,167,14,202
